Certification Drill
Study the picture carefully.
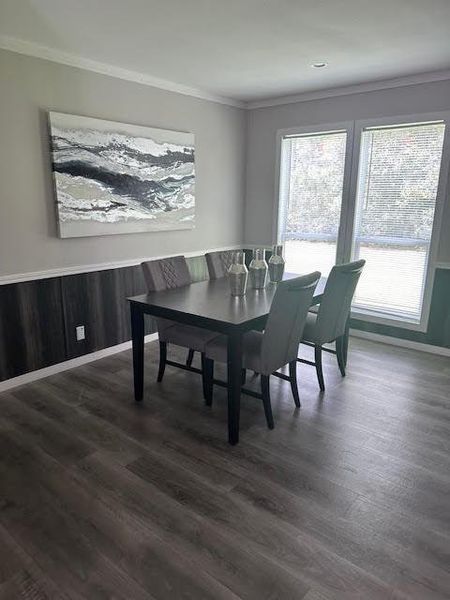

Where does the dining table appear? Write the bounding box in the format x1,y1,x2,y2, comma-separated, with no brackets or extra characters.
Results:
128,274,327,445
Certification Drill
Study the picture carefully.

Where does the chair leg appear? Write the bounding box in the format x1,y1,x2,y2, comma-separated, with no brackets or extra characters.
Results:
261,375,274,429
343,318,350,367
241,368,247,385
314,345,325,392
203,358,214,406
186,349,195,367
157,341,167,382
289,361,301,407
336,337,346,377
200,353,207,399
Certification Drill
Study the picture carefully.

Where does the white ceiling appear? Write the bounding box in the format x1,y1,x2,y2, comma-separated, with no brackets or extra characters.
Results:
1,0,450,104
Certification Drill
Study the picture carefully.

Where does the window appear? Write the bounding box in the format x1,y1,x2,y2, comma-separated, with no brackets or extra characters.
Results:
277,116,448,328
352,122,445,321
278,129,348,276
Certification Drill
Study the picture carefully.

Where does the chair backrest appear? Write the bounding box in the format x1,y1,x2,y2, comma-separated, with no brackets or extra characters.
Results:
141,255,191,292
205,250,236,279
315,259,366,344
261,272,321,374
187,256,209,283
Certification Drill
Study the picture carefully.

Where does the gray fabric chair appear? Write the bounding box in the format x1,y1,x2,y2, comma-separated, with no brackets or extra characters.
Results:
205,249,249,381
141,256,218,383
204,272,321,429
205,250,237,279
298,259,365,391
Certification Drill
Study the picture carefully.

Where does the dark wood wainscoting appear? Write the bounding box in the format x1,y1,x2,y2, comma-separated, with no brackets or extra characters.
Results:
0,278,66,381
61,265,151,359
0,255,210,382
0,257,448,382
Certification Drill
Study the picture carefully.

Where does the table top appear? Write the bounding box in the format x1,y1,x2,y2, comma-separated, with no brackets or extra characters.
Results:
128,274,326,332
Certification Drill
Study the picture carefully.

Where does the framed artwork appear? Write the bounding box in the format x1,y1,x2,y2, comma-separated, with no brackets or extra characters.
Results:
48,112,195,238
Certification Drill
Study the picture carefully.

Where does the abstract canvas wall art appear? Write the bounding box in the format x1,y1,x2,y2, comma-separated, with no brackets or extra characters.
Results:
48,112,195,238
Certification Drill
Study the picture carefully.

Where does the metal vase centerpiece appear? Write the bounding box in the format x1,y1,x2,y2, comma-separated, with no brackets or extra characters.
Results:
227,250,248,296
249,248,268,289
268,244,285,283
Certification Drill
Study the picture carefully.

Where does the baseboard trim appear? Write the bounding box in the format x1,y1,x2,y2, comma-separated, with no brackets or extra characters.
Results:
1,327,448,392
350,329,450,357
0,333,158,393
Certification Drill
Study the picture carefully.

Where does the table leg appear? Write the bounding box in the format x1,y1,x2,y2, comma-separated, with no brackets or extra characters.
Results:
130,303,145,401
227,331,243,445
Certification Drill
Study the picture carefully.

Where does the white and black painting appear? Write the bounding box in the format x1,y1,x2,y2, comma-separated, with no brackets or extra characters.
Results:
49,112,195,238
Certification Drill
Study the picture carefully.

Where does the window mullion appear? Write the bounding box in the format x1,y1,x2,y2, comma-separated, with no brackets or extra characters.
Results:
336,121,357,264
277,139,292,244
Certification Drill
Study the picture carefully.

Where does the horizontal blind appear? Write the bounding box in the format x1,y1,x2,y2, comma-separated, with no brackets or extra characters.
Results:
279,131,347,276
282,132,347,239
352,122,445,319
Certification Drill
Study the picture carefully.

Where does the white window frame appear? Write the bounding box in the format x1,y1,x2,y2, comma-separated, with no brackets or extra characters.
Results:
275,111,450,332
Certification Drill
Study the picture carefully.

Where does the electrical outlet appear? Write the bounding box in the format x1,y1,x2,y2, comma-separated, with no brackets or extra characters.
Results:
76,325,85,341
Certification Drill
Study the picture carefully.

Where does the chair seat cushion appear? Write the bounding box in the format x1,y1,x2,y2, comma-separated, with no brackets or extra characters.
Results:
205,331,264,373
159,323,218,352
302,312,318,343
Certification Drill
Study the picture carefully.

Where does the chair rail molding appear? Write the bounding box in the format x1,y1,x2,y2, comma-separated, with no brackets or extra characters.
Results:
0,245,244,285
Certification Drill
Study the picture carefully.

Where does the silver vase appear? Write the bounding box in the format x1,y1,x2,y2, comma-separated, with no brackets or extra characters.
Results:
249,248,268,289
268,244,285,283
227,251,248,296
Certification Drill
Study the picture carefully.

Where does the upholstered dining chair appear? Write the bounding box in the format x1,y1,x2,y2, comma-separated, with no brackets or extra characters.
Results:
205,250,237,279
205,248,251,383
141,256,218,385
203,272,321,429
298,259,366,391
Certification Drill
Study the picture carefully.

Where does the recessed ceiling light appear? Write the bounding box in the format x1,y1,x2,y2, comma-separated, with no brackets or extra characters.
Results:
311,62,328,68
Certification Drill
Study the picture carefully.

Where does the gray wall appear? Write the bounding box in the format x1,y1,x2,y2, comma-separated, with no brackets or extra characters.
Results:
0,49,246,277
245,79,450,263
3,48,447,278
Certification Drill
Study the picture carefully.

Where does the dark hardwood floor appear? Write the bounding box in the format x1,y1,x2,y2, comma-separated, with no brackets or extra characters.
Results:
0,338,449,599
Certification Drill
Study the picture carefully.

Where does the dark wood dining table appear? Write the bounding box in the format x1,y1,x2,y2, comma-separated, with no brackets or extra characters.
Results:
128,274,327,445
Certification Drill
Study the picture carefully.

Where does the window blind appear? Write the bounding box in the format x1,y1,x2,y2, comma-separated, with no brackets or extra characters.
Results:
352,122,445,319
279,131,347,276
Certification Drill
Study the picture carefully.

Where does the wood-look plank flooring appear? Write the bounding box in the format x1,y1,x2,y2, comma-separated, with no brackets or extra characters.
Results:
0,338,449,599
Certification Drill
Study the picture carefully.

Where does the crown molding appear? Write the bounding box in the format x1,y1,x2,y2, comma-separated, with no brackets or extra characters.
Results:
2,34,450,112
0,35,245,108
247,69,450,109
